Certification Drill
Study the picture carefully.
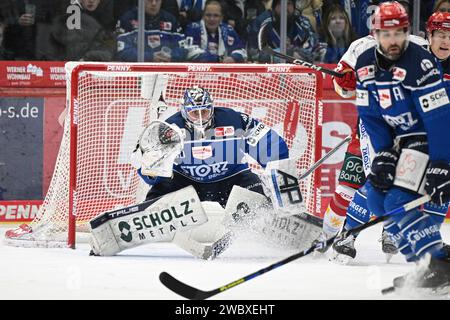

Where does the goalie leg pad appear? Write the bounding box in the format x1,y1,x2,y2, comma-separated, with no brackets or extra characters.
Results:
265,158,305,214
223,185,323,251
89,186,208,256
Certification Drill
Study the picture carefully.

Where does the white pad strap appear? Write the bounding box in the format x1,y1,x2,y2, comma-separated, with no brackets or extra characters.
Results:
89,186,207,256
394,148,429,194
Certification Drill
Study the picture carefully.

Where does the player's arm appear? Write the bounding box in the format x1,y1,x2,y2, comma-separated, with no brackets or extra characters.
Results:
333,36,376,98
409,57,450,205
241,113,289,167
116,31,154,62
356,78,398,191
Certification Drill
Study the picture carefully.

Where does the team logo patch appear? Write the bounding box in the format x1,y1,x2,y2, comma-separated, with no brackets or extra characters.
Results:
378,89,392,109
392,67,407,81
247,123,270,146
356,89,369,106
192,146,213,160
420,59,434,72
227,36,235,46
215,126,235,137
148,35,161,48
419,88,449,112
160,21,172,31
357,65,375,82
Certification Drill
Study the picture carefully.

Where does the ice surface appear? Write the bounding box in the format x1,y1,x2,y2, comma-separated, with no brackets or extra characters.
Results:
0,223,449,300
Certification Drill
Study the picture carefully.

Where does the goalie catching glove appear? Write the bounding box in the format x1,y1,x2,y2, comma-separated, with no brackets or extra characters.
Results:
130,120,184,178
425,161,450,206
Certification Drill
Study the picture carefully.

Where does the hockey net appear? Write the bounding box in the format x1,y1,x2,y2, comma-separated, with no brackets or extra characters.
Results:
4,62,322,248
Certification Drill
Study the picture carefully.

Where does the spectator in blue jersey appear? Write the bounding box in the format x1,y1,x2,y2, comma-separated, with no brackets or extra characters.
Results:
116,0,181,34
116,28,190,62
179,0,246,35
319,4,357,63
184,0,247,62
247,0,320,63
116,0,190,62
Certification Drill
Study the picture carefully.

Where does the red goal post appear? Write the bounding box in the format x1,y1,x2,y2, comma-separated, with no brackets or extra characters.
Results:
6,62,323,249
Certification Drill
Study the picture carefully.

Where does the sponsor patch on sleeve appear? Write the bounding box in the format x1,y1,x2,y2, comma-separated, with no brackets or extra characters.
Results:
419,88,449,113
356,89,369,106
247,123,270,146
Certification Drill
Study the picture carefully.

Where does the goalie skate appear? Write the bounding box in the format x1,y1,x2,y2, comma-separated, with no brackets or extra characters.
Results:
330,233,356,265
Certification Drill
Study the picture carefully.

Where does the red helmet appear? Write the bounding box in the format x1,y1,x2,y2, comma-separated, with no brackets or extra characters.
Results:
427,11,450,34
371,1,409,30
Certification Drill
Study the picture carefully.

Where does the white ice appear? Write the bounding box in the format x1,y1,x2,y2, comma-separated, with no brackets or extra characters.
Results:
0,223,449,300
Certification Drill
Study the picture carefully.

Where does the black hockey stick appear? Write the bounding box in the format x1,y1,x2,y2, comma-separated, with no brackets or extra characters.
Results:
159,195,430,300
257,23,344,78
298,135,351,180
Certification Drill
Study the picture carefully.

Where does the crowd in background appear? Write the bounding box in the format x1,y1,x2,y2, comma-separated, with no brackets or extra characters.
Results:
0,0,447,64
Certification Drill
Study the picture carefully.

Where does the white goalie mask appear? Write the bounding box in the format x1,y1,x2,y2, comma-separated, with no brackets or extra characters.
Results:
180,87,214,132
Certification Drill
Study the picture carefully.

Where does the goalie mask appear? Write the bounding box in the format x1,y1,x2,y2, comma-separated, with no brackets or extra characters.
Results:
181,87,214,132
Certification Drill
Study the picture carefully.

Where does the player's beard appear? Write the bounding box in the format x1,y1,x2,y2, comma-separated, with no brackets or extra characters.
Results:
381,42,406,61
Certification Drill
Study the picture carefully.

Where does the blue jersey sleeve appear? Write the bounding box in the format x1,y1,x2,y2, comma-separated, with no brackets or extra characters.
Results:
403,49,450,162
241,113,289,167
356,86,395,152
137,168,161,186
411,82,450,162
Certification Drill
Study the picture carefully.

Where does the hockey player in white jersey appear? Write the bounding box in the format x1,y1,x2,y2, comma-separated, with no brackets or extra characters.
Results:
351,1,450,291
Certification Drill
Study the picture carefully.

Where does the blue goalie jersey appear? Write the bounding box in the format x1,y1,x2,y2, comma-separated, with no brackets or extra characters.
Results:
355,42,450,162
140,107,289,184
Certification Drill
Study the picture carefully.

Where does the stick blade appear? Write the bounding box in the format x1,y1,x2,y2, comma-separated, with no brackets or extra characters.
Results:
159,272,216,300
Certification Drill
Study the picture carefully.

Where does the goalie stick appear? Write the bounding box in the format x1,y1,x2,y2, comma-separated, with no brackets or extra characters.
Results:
257,23,344,78
160,195,430,299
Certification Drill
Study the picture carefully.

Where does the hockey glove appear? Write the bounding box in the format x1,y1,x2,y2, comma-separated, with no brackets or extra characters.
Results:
425,161,450,206
368,149,399,191
332,61,356,98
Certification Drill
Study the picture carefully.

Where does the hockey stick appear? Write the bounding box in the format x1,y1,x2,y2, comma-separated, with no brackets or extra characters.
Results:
160,195,430,299
298,135,351,180
257,23,344,78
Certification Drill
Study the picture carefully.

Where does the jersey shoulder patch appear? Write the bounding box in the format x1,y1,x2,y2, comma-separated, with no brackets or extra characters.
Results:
402,43,441,88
